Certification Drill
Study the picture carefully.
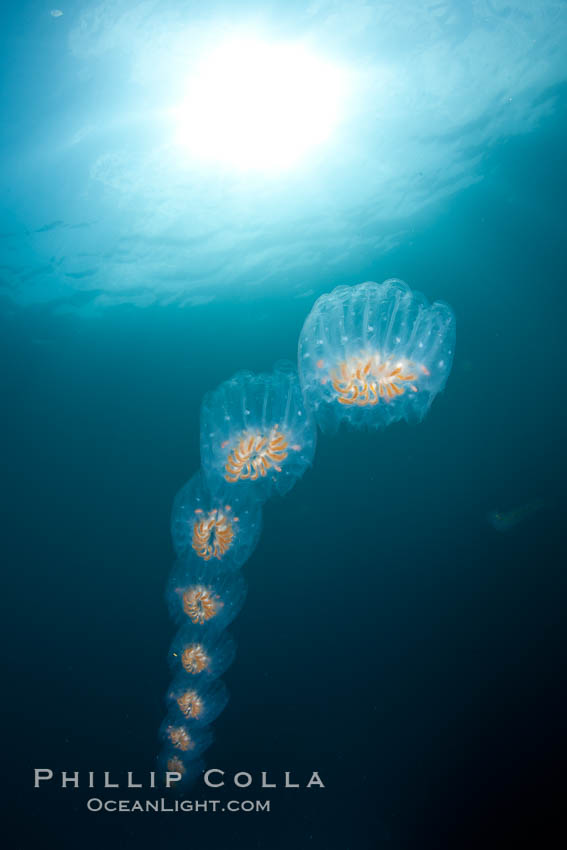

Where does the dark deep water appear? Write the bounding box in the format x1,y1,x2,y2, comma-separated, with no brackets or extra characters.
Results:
2,67,567,850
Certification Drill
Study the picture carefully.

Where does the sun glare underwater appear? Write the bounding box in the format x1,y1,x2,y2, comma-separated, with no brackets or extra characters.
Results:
3,2,566,309
172,36,348,172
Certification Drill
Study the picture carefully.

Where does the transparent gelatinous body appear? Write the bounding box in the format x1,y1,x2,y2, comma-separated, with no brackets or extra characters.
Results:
200,360,316,500
167,755,186,775
176,688,204,719
166,559,247,631
159,714,213,758
167,677,229,726
298,280,456,432
156,750,205,789
167,725,193,752
168,627,236,682
171,471,261,568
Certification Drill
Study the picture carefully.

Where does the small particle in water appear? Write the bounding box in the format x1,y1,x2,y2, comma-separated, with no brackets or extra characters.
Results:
488,499,544,532
50,9,63,17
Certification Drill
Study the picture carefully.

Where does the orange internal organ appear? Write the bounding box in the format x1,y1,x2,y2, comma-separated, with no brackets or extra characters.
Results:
167,725,193,752
181,643,210,675
176,689,204,720
330,353,418,406
192,509,235,561
167,756,186,775
225,425,288,482
183,585,221,625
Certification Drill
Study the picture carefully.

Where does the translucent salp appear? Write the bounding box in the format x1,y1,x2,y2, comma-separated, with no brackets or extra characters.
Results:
200,360,316,501
298,279,456,432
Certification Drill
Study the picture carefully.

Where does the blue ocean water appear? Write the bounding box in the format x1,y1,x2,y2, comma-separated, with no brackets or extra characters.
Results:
2,3,566,848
